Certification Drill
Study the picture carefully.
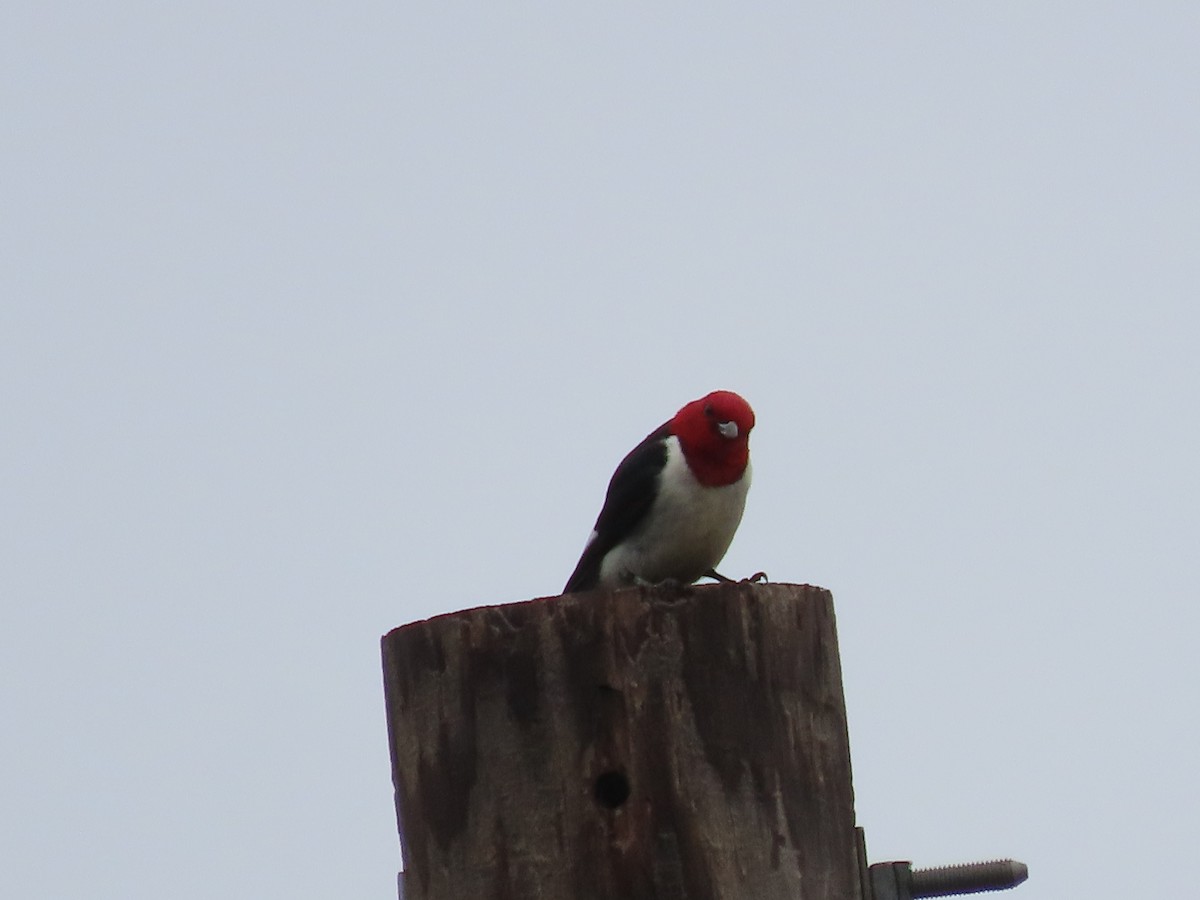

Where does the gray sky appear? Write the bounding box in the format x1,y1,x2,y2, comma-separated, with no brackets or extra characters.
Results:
3,4,1198,898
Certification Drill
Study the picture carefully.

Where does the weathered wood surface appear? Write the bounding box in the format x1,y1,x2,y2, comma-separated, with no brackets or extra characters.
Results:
382,582,859,900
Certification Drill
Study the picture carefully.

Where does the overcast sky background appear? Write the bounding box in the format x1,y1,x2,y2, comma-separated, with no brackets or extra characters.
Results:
3,4,1198,898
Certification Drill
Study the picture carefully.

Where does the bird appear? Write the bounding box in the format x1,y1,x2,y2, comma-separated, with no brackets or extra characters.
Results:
563,390,755,593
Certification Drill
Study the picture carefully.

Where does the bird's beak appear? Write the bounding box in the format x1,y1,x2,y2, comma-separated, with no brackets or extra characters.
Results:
717,421,739,439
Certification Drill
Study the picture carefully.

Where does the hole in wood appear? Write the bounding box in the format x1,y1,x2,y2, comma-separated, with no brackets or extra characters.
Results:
593,770,630,809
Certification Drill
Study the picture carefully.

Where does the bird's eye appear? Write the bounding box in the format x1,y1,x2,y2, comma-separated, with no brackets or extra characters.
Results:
704,404,714,417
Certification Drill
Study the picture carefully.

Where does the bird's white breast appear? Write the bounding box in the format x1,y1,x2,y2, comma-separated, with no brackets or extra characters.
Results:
598,436,750,587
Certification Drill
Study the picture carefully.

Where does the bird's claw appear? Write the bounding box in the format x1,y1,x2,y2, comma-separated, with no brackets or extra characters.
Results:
705,568,768,585
633,575,689,594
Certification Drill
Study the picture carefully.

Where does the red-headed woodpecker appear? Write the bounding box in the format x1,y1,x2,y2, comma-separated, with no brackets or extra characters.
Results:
563,390,755,593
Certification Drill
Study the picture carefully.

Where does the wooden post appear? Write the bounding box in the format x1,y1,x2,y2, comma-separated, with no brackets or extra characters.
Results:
381,582,860,900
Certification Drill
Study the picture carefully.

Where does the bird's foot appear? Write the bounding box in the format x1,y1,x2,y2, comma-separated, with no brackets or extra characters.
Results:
633,575,691,596
703,569,768,584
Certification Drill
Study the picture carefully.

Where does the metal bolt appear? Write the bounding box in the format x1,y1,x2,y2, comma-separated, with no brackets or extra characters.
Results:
910,859,1028,897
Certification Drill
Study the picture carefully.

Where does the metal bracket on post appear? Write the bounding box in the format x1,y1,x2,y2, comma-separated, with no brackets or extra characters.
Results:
869,860,913,900
868,859,1028,899
858,826,1028,899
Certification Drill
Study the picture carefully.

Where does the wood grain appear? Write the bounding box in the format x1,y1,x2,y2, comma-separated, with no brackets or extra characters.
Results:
382,582,859,900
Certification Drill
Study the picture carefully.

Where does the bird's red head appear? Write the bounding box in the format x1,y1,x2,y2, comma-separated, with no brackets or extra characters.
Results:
670,390,755,487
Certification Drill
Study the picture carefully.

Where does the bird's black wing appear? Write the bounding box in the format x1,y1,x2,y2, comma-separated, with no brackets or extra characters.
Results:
562,423,670,593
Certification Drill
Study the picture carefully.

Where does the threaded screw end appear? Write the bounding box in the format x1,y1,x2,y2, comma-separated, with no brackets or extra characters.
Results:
910,859,1029,897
